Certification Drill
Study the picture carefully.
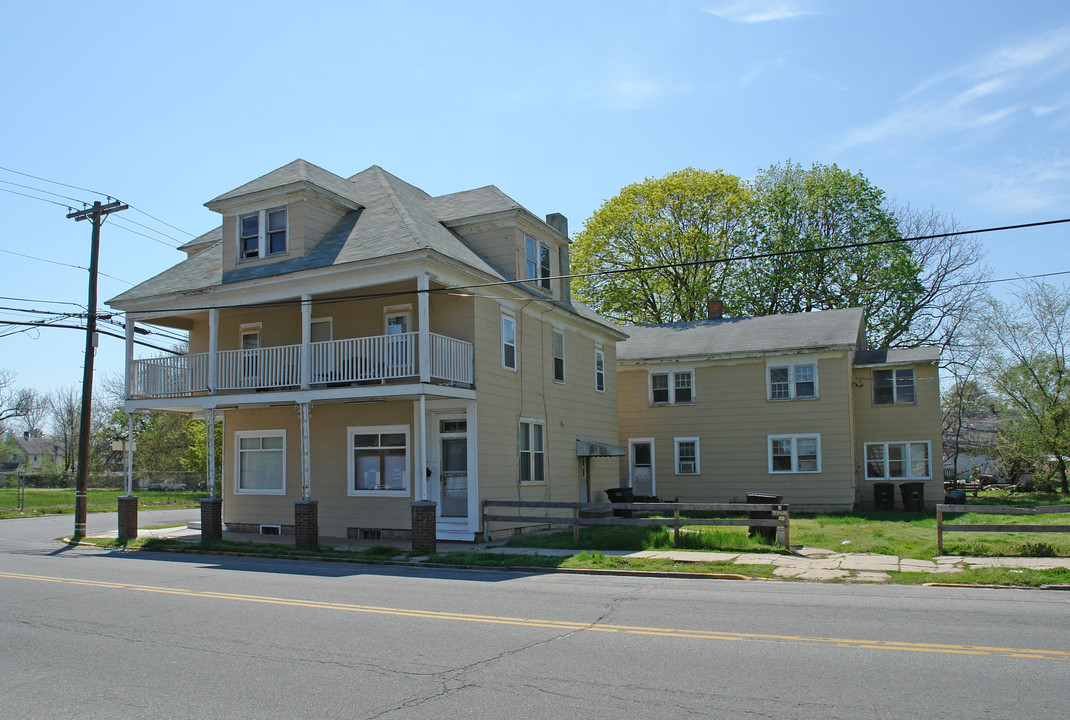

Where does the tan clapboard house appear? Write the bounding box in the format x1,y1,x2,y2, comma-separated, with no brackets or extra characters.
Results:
107,160,625,542
616,303,942,510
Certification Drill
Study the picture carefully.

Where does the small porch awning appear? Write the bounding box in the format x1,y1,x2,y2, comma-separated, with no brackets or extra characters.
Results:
576,438,625,457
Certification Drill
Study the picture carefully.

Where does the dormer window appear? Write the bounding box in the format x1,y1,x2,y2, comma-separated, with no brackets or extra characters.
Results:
525,235,551,291
239,208,287,260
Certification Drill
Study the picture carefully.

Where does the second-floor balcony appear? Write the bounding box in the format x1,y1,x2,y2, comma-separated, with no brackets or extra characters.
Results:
130,331,474,399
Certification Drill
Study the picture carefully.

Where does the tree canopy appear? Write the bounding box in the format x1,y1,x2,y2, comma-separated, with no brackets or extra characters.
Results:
570,161,988,351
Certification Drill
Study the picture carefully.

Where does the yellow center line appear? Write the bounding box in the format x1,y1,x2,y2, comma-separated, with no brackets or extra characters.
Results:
2,570,1066,661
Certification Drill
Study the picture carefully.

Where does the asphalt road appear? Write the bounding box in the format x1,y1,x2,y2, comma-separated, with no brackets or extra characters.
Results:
1,512,1067,719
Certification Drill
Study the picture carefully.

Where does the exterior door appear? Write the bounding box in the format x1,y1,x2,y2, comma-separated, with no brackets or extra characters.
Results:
385,310,412,374
437,418,468,519
240,329,260,386
629,439,654,496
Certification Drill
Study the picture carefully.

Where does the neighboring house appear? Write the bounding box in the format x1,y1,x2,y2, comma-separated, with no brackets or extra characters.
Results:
616,303,942,510
107,160,625,542
9,432,63,472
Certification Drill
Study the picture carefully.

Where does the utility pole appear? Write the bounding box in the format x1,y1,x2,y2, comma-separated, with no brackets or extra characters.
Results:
67,199,127,538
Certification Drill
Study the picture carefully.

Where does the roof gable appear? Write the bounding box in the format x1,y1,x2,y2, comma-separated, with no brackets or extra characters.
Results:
207,159,364,209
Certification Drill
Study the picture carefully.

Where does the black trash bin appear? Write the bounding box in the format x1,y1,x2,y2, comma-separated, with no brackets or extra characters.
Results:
944,489,966,505
873,483,895,511
900,482,925,511
746,492,782,543
605,487,633,517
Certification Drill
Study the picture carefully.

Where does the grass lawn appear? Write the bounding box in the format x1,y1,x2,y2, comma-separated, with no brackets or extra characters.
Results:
506,490,1070,561
0,488,203,519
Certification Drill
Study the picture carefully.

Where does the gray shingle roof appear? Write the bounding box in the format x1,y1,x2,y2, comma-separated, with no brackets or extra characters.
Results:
617,307,865,362
178,225,222,254
429,186,525,223
207,159,364,208
853,347,940,366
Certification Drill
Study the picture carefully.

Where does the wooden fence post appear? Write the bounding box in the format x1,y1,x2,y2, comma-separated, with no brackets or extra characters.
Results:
673,508,681,545
573,505,580,545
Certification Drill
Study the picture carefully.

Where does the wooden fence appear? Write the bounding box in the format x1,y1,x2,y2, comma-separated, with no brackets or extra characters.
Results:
936,503,1070,554
481,500,790,548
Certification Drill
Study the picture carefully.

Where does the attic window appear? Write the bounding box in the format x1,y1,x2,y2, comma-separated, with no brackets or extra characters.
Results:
239,207,287,260
525,235,551,291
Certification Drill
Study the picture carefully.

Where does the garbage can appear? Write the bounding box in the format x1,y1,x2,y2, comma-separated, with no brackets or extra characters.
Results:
605,487,633,517
900,482,925,511
944,489,966,505
746,492,782,543
873,483,895,511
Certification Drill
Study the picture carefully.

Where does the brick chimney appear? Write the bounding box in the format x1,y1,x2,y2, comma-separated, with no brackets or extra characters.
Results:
707,298,724,320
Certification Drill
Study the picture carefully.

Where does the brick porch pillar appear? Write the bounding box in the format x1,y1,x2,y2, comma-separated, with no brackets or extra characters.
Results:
117,495,138,541
411,500,437,555
295,500,319,549
200,497,223,542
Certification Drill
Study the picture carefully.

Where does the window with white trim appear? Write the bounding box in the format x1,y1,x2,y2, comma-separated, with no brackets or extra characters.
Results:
675,438,699,475
767,362,817,400
239,207,287,260
235,430,286,494
865,441,930,480
594,347,605,392
348,426,410,496
525,235,551,291
501,312,517,371
519,420,545,483
768,434,821,473
552,329,565,383
873,368,916,405
651,370,693,405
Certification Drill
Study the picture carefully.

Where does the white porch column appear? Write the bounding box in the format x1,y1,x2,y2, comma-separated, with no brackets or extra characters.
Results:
205,407,217,499
300,294,312,390
417,395,427,501
418,274,430,383
124,314,135,398
297,401,312,500
125,410,135,496
208,308,219,393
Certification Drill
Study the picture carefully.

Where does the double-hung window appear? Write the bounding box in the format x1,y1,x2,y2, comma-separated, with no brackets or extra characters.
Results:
525,235,551,291
519,420,545,483
651,370,694,404
501,313,517,371
349,426,409,496
235,430,286,494
768,363,817,400
768,434,821,473
675,438,699,475
873,368,916,405
865,442,930,480
238,207,287,260
594,346,605,392
553,330,565,383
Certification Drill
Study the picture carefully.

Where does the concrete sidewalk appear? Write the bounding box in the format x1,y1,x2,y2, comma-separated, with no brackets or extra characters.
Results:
93,523,1070,583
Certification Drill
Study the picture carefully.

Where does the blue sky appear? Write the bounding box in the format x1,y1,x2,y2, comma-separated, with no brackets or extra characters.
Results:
2,0,1069,397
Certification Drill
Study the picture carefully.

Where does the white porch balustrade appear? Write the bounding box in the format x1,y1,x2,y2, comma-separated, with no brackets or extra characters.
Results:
129,332,473,398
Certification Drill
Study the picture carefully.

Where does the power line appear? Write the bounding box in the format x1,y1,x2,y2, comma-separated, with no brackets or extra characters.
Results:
127,204,197,238
0,295,84,307
0,164,108,199
0,186,76,209
109,218,182,248
0,178,87,206
112,215,182,245
0,318,180,353
0,247,132,285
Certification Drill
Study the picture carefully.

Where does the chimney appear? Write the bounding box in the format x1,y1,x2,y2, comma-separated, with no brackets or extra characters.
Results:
545,213,568,237
707,298,724,320
546,214,571,302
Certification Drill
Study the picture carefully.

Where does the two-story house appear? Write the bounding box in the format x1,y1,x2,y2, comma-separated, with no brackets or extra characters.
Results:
107,160,625,544
616,302,941,510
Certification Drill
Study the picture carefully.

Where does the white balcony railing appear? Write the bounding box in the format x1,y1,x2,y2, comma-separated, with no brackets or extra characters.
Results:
129,331,473,399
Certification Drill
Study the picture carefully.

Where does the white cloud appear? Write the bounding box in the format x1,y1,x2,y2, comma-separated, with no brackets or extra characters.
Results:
837,25,1070,151
705,1,814,23
971,154,1070,215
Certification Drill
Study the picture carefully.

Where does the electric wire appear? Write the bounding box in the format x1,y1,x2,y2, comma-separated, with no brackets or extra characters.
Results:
0,248,132,285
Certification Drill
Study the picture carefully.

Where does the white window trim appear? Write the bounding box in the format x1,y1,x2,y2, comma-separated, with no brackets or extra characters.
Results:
767,433,822,474
501,312,517,371
766,361,819,401
347,425,411,498
524,235,552,291
237,207,288,261
383,304,413,334
674,437,700,475
649,369,695,405
518,418,546,484
873,368,917,406
594,346,606,392
235,429,286,495
310,317,333,340
864,440,931,481
552,329,565,384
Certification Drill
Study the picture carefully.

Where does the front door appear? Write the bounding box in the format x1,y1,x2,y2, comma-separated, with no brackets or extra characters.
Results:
437,418,468,520
630,439,654,496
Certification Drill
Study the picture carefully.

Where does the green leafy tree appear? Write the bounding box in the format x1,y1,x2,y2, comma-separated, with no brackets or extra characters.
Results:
981,282,1070,494
183,418,222,487
571,167,749,323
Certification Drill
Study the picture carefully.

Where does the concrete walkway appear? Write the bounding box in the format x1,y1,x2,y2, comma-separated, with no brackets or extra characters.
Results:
93,524,1070,583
